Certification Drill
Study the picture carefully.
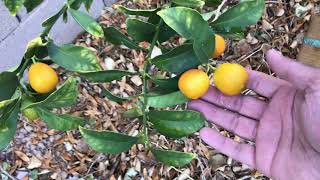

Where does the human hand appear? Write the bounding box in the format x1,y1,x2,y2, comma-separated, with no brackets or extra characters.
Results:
189,49,320,180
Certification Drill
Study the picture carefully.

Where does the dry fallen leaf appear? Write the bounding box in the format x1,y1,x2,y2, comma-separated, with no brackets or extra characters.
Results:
15,151,30,162
27,156,42,169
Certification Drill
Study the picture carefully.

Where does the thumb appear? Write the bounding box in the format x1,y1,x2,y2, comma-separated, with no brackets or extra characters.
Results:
266,49,320,89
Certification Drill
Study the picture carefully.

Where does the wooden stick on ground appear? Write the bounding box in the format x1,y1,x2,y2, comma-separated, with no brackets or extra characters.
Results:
298,15,320,67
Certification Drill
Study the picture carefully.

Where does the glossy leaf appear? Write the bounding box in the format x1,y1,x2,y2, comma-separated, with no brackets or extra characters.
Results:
148,110,205,138
3,0,24,16
103,27,143,50
42,5,68,35
126,18,156,42
152,149,196,167
101,88,136,103
146,91,189,108
173,0,205,8
81,70,135,83
148,14,177,43
204,0,221,7
113,4,157,17
0,99,18,111
152,44,200,74
0,99,20,150
79,127,138,154
25,77,77,109
157,7,214,63
68,0,82,10
0,72,19,101
211,0,265,31
36,108,86,131
24,37,48,59
69,8,104,38
123,105,143,119
202,11,215,21
82,0,93,11
48,41,102,72
148,76,179,91
217,30,244,40
23,0,43,13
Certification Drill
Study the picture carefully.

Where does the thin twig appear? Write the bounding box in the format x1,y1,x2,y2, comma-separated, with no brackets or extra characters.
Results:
0,166,17,180
212,0,228,22
142,19,164,149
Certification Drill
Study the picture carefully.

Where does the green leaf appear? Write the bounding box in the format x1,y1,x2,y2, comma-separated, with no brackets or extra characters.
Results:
36,108,86,131
25,77,78,109
152,44,200,74
63,10,68,23
148,110,205,138
48,41,102,72
126,18,156,42
82,0,93,11
24,37,48,59
103,27,143,50
81,70,135,83
69,8,104,38
0,99,20,150
113,4,157,17
148,76,179,91
23,0,43,13
42,5,68,35
3,0,24,16
68,0,82,10
0,98,18,116
173,0,205,8
146,91,189,108
157,7,214,63
101,88,136,103
79,127,138,154
204,0,221,7
152,149,196,167
123,105,143,119
148,14,177,43
211,0,265,31
217,30,244,40
202,11,216,21
0,99,18,111
0,72,19,101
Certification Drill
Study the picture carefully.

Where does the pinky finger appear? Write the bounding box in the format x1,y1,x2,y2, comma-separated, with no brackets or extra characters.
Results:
200,127,256,168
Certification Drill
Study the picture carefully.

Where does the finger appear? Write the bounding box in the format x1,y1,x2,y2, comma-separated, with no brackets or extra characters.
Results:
200,86,267,119
266,49,320,89
189,100,258,140
200,127,255,168
246,69,290,98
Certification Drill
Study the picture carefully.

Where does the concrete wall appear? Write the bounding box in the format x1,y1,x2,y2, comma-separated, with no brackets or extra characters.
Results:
0,0,115,71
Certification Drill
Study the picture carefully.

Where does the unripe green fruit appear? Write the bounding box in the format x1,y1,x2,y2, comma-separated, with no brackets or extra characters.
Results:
21,96,39,121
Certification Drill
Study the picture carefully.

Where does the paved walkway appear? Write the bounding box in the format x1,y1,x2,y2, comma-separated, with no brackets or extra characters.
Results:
0,0,114,71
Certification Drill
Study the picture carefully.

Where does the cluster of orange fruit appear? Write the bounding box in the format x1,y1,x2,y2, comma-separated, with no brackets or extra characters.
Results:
23,34,248,120
179,34,249,99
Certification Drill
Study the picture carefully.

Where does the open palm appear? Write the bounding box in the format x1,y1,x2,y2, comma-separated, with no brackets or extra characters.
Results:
189,49,320,180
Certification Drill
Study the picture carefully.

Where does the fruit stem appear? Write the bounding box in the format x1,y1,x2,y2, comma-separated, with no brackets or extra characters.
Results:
208,64,216,71
141,18,163,149
31,57,36,64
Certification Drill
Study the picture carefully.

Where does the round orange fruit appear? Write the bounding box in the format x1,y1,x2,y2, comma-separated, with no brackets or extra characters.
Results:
178,69,210,99
213,34,226,58
28,62,58,94
213,63,248,96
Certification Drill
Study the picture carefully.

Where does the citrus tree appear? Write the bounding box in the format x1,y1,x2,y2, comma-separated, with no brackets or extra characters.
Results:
0,0,265,167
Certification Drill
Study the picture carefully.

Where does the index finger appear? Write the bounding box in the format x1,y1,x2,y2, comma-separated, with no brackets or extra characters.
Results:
246,70,290,98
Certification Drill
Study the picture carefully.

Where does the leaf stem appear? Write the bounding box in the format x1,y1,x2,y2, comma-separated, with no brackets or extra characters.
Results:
142,19,163,149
